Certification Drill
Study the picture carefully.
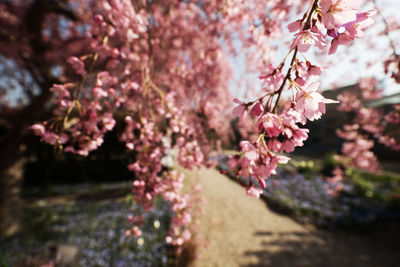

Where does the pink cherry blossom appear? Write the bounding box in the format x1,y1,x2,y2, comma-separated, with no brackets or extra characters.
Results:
343,10,376,39
50,84,70,99
250,102,264,117
296,82,339,121
258,113,282,137
259,64,285,92
240,141,259,161
67,56,86,76
232,98,247,121
92,87,108,98
246,186,263,199
320,0,360,29
30,124,46,136
290,30,326,53
287,20,302,32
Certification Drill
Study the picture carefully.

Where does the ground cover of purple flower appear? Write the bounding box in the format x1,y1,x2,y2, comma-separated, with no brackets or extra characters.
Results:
0,185,173,267
217,155,400,228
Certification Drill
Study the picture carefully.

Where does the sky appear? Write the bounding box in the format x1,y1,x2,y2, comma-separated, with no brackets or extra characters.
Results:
229,0,400,100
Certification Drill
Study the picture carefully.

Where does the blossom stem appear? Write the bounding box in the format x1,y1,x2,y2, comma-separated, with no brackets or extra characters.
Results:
271,0,319,113
373,0,398,56
272,48,298,113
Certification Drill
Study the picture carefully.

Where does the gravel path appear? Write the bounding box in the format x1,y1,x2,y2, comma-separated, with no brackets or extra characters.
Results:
178,166,400,267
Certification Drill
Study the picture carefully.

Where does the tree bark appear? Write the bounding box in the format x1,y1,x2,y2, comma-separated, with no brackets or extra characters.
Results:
0,0,79,239
0,157,25,239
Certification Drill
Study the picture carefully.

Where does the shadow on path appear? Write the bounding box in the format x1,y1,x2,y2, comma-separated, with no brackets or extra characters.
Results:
242,225,400,267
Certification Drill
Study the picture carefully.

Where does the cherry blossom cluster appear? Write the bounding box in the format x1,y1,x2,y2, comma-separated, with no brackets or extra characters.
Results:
336,124,380,172
334,76,400,177
128,169,193,247
158,171,193,247
230,82,337,197
324,0,400,188
28,0,244,249
288,0,375,55
30,0,148,156
230,0,375,198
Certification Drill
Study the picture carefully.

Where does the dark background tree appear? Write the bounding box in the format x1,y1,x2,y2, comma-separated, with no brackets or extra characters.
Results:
0,0,86,238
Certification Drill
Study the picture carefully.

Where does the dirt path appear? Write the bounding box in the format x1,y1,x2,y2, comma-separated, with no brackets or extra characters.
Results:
178,166,400,267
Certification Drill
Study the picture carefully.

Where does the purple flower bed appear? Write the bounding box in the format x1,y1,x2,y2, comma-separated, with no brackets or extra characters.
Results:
0,196,172,266
217,155,400,227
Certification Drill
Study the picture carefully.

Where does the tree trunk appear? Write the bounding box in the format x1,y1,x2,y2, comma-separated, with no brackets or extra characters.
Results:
0,157,25,239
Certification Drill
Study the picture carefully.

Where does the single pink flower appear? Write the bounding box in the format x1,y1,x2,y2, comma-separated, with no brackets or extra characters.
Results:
246,186,263,199
250,102,264,117
102,113,116,131
268,138,282,152
281,140,296,152
92,87,108,98
296,82,339,121
329,38,339,55
259,64,285,92
291,128,309,147
232,98,247,121
42,132,59,145
132,226,142,237
240,141,258,161
259,113,282,137
67,56,86,76
320,0,360,29
50,84,70,98
307,61,322,76
290,30,326,53
343,10,376,39
126,143,134,150
96,71,118,86
287,20,302,32
31,124,46,136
